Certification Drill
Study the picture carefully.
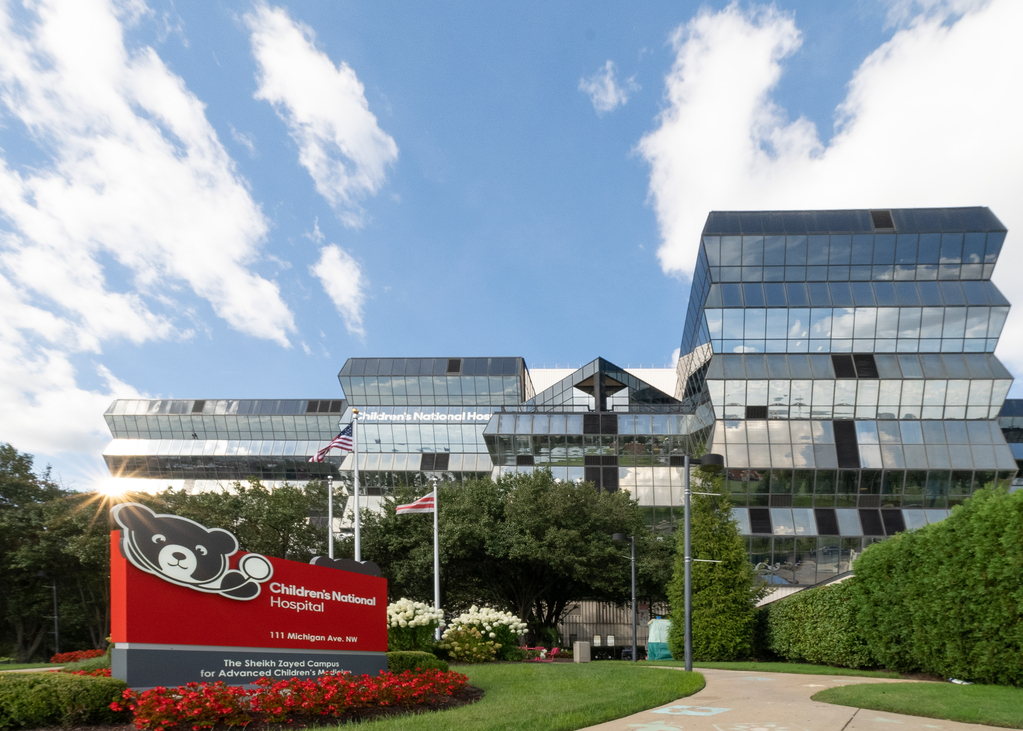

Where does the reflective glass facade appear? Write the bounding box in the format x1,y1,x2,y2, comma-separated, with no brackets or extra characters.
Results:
101,207,1019,587
679,207,1017,585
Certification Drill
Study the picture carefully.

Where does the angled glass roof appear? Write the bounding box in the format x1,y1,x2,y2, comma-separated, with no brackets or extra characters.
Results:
526,357,680,409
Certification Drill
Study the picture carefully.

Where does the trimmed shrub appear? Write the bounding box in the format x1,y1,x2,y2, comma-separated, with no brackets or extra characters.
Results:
763,579,877,669
386,651,449,673
0,672,128,730
62,652,111,673
439,606,526,661
850,488,1023,685
387,598,444,652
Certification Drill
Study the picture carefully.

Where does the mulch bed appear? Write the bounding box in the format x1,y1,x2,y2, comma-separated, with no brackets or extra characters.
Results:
29,685,485,731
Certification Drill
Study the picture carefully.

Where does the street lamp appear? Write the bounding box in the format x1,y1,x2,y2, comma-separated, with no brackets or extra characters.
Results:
683,452,724,672
36,571,59,656
612,533,636,662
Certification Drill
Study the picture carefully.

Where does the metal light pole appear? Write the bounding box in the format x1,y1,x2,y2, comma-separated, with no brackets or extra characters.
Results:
430,475,441,641
683,452,724,672
613,533,637,662
352,409,361,562
37,572,58,655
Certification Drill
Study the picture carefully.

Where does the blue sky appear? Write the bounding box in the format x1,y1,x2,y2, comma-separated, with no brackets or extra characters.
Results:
1,0,1021,488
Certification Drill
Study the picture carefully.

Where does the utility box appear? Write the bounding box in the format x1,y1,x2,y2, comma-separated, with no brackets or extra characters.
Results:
573,641,591,663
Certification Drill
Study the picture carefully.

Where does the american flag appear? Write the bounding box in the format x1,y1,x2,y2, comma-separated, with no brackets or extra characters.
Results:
396,494,435,514
309,423,353,462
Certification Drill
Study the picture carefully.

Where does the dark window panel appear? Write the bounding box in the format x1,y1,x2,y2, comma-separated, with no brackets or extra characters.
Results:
881,510,906,536
859,509,885,536
815,509,840,536
446,358,462,374
192,400,206,413
516,455,535,466
853,354,879,379
834,422,860,468
749,508,772,535
832,354,857,379
745,406,768,419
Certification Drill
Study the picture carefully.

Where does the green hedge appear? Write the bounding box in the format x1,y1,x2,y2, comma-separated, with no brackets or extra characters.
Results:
386,651,449,673
850,488,1023,685
0,673,128,731
763,580,877,669
61,653,111,673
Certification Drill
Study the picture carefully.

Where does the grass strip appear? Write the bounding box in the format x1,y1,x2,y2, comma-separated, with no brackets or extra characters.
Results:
349,662,704,731
620,660,897,679
0,663,57,672
812,682,1023,729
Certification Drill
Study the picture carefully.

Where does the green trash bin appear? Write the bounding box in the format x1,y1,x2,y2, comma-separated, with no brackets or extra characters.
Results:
647,617,672,660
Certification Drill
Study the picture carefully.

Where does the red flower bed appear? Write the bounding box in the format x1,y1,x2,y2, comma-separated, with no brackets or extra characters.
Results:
66,668,112,677
50,649,106,664
112,670,469,731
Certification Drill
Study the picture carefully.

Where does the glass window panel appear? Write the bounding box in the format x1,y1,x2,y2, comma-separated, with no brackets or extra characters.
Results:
764,235,786,265
919,308,944,338
832,308,854,339
851,234,874,264
830,282,854,307
940,232,964,263
896,234,918,264
788,308,810,340
898,308,921,339
785,283,809,307
810,308,832,339
704,236,721,266
720,236,742,266
743,284,766,307
771,508,795,536
745,309,767,339
785,235,807,265
808,283,831,306
743,236,764,266
925,470,950,508
887,472,912,507
854,308,876,339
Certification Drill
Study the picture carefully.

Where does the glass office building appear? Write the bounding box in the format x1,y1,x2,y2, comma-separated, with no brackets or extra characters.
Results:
677,207,1017,584
102,207,1018,586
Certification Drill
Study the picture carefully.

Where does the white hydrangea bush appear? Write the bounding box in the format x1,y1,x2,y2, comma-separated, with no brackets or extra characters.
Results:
441,605,527,661
386,598,444,651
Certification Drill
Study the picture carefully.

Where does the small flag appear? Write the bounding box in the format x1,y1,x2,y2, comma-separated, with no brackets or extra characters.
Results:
309,423,353,463
396,494,435,514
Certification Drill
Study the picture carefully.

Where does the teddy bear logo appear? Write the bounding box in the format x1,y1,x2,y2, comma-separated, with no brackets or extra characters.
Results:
111,503,273,601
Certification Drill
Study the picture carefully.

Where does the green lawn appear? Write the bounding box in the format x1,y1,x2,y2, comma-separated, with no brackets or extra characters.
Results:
621,659,898,679
349,662,704,731
813,682,1023,729
0,663,57,672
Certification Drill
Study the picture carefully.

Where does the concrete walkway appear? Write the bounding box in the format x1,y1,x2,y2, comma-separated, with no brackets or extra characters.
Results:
0,666,62,673
583,667,1004,731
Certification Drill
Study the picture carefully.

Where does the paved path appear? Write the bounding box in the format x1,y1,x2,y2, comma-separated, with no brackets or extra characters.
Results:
583,667,1003,731
0,666,62,673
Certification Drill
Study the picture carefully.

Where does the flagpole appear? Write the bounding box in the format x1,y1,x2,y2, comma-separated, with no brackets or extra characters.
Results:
431,474,440,641
327,475,334,559
353,409,361,562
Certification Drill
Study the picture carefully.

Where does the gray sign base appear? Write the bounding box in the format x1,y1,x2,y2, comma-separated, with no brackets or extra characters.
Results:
113,643,387,689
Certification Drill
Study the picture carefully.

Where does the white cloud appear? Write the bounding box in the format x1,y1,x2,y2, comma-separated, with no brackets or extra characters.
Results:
638,0,1023,378
246,3,398,226
311,244,366,338
229,123,257,156
579,60,639,116
0,0,296,463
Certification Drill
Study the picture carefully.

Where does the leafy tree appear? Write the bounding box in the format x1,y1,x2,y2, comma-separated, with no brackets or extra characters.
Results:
0,445,111,660
666,470,761,661
359,469,673,639
156,479,329,561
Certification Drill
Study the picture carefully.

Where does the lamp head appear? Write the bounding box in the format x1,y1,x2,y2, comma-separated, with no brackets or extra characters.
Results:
612,533,627,543
697,453,724,473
